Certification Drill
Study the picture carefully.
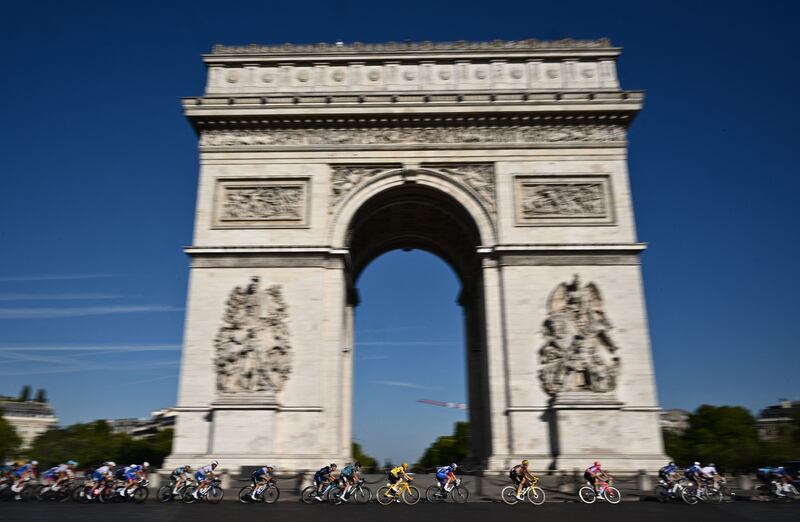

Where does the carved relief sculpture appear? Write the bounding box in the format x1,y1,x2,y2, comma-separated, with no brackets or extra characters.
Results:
330,165,392,210
220,185,304,221
521,183,606,218
214,277,292,395
539,275,620,396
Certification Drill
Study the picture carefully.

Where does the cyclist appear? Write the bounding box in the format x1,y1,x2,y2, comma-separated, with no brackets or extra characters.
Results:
388,462,412,498
170,464,193,496
658,461,680,495
684,461,702,486
11,460,38,500
313,463,337,500
436,463,458,494
120,462,148,496
86,461,115,500
584,461,611,495
509,459,535,501
697,462,719,496
338,461,362,502
249,464,275,501
771,467,797,497
192,460,219,499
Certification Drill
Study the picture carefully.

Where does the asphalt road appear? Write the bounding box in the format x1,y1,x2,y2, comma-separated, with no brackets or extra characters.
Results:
2,500,799,522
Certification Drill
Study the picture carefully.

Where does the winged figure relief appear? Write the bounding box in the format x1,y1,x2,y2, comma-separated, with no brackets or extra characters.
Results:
539,275,620,396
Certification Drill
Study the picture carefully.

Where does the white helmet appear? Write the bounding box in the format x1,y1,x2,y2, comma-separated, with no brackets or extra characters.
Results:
31,460,38,466
267,464,275,469
107,461,116,467
694,462,700,466
211,460,219,466
142,462,150,468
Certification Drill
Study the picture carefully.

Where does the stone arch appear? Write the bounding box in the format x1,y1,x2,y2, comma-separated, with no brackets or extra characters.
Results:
330,168,497,251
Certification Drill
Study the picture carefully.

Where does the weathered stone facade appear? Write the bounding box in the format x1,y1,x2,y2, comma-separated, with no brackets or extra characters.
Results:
166,39,667,472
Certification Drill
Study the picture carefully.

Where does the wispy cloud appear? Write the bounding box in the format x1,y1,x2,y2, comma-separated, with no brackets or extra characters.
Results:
356,355,389,361
0,344,181,352
0,273,121,282
0,359,180,377
373,380,439,391
0,293,123,301
0,305,183,319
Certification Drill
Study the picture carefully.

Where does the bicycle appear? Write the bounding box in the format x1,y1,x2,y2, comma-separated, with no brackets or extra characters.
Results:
158,478,195,503
239,479,280,504
330,478,371,505
501,475,546,505
655,478,689,502
578,477,621,504
426,478,468,504
681,479,721,504
377,477,421,505
301,480,339,504
183,478,224,504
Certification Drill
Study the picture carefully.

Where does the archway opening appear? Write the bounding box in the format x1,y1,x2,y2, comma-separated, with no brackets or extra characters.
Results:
345,183,491,467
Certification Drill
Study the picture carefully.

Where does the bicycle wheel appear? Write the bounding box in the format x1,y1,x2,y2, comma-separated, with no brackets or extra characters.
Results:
352,485,370,504
328,485,343,504
605,486,621,504
654,485,669,502
426,485,445,504
133,487,148,504
721,486,736,503
377,486,396,505
239,485,253,503
706,488,722,504
451,485,469,503
158,485,173,503
578,486,597,504
301,485,318,504
263,485,280,504
681,487,698,505
402,485,421,505
208,485,224,504
528,486,545,505
501,486,520,505
182,486,198,504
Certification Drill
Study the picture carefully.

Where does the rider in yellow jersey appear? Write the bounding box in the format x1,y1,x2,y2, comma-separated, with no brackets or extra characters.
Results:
388,463,411,495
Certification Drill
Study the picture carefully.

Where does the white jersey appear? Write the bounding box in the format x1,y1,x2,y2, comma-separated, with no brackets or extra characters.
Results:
55,464,69,474
198,464,215,475
95,465,112,475
700,466,717,476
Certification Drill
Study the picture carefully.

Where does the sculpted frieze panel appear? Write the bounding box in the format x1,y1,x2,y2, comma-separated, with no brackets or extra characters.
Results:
200,124,626,148
213,178,308,228
329,163,496,216
514,175,614,226
214,277,293,396
539,275,620,396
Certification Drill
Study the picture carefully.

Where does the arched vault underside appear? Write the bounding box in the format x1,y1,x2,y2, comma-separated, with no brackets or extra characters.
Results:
345,183,492,464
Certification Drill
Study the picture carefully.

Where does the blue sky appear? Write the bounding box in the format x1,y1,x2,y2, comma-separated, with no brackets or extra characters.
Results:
1,0,798,465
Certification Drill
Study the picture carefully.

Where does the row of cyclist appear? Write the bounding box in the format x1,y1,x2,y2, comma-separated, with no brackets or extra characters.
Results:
658,461,798,500
1,460,150,501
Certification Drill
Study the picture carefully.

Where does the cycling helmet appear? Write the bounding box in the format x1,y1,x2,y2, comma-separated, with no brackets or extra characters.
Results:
354,461,361,467
267,464,275,469
31,460,38,466
521,459,529,466
211,460,219,466
708,463,715,468
330,463,337,469
594,461,600,466
402,462,409,469
107,461,116,467
693,462,700,466
451,463,458,469
67,460,77,466
668,461,675,466
142,462,150,468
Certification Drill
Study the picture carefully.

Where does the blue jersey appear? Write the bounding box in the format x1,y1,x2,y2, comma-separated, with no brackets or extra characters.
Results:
43,467,59,479
436,466,455,478
685,465,701,477
252,467,269,478
316,466,331,477
341,465,355,477
660,464,677,475
14,464,32,477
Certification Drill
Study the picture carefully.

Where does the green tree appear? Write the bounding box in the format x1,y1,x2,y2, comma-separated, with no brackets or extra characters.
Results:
18,385,31,402
29,421,174,469
34,389,47,403
415,421,470,471
351,442,377,471
0,414,22,461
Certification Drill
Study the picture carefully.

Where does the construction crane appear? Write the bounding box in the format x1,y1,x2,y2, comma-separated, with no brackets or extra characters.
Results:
417,398,466,410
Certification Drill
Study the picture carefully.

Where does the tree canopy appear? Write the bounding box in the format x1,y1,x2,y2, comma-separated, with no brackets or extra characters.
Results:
415,421,470,471
0,414,22,461
27,421,172,469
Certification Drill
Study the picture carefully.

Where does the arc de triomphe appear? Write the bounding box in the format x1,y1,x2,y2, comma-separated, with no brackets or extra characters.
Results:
165,39,667,472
